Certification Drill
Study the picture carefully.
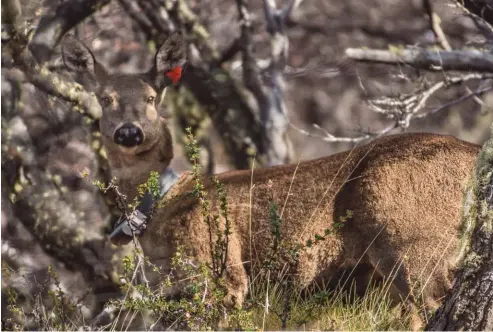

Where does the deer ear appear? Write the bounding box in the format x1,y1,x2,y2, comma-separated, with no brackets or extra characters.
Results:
62,36,97,77
153,32,187,90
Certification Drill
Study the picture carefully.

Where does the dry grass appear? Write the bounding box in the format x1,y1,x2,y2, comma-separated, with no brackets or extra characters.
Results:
246,270,412,331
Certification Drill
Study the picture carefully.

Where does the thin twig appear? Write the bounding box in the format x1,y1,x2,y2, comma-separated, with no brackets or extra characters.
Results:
423,0,485,106
29,0,111,64
423,0,452,50
416,85,493,119
291,73,493,143
454,0,493,35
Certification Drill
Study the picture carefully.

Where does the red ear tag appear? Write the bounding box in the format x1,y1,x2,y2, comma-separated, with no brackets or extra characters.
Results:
165,66,182,84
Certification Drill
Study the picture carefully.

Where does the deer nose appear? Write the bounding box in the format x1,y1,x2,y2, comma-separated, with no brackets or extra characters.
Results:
113,123,143,147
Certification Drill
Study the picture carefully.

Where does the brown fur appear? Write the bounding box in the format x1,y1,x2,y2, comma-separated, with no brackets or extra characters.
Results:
139,133,479,316
62,34,480,328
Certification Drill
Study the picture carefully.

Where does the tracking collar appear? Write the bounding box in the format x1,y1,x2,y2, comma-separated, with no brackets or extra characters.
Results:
108,168,179,246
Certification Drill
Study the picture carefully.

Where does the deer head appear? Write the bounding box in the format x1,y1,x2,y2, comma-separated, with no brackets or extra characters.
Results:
62,33,187,201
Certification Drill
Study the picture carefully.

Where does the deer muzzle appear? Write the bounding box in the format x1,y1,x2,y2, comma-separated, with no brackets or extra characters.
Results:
113,123,144,147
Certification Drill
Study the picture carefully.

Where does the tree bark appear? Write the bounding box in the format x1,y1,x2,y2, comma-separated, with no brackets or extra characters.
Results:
345,48,493,73
426,124,493,330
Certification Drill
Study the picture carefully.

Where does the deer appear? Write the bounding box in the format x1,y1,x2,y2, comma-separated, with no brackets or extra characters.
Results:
62,32,480,329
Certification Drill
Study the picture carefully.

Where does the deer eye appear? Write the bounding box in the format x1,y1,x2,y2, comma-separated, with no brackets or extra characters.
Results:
101,96,113,107
146,96,155,104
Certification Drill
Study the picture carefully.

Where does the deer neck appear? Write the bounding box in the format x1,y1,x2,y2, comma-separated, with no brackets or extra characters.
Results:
106,138,172,203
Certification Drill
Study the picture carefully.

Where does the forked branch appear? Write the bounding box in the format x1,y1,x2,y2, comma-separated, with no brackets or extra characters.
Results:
235,0,300,166
455,0,493,29
291,73,493,143
29,0,111,64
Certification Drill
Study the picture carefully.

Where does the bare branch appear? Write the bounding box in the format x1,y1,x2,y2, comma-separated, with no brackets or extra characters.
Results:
263,0,293,67
117,0,156,40
345,48,493,73
423,0,452,50
260,0,295,165
422,0,485,108
233,0,294,166
289,121,390,143
218,37,242,65
415,85,493,119
236,0,265,103
455,0,493,30
291,73,493,143
454,0,493,40
28,0,111,64
368,73,493,127
263,0,280,35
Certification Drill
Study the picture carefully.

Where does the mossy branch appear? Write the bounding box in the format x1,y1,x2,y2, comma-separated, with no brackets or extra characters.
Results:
426,124,493,330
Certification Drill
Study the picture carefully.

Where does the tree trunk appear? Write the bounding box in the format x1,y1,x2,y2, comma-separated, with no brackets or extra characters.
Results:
426,125,493,330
